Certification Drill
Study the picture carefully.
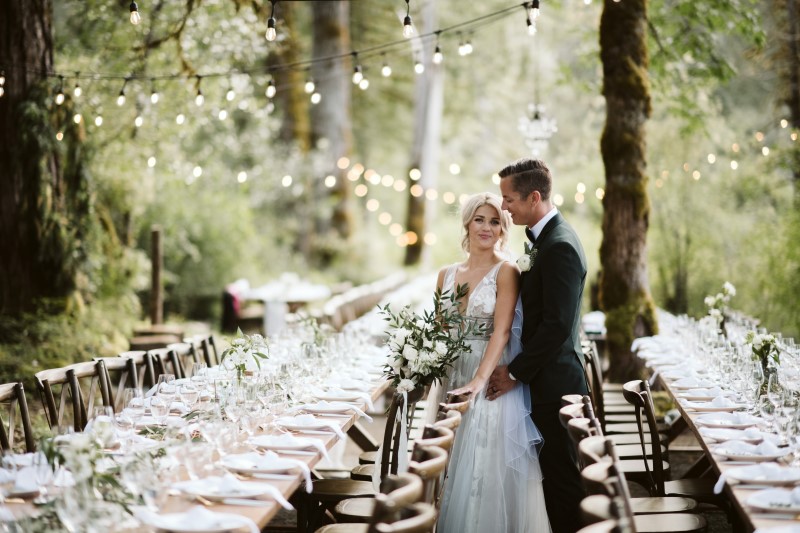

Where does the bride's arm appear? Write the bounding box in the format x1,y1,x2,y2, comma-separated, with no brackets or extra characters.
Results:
449,262,520,397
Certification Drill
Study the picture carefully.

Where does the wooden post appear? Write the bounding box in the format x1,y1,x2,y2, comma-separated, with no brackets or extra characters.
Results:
150,225,163,325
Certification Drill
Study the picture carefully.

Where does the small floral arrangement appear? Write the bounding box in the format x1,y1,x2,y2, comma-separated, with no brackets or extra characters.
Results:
745,331,780,370
220,328,269,378
704,281,736,324
517,242,538,272
380,284,483,393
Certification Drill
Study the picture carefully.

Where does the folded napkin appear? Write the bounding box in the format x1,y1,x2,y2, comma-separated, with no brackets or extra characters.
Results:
280,414,346,440
176,473,294,510
235,452,313,493
711,396,737,407
329,377,373,391
757,440,782,456
133,505,259,533
673,377,715,389
250,434,329,461
13,466,40,494
714,462,786,493
310,387,374,411
291,401,373,423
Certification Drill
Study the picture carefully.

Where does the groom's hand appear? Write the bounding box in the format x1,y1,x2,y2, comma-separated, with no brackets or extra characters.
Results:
486,365,515,401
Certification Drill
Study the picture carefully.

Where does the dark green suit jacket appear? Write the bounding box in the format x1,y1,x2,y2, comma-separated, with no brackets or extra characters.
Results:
507,212,589,405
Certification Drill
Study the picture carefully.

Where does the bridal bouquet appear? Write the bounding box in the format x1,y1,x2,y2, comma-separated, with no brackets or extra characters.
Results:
380,284,483,393
220,328,269,379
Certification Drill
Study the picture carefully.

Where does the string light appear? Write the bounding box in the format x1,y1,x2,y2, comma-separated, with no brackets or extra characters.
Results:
94,115,103,127
266,0,278,42
194,76,204,106
381,60,392,78
176,113,185,125
116,80,127,106
150,83,159,104
310,91,321,104
359,77,369,90
265,78,277,99
525,3,537,35
352,53,364,84
414,57,424,74
55,76,65,105
226,87,236,102
304,78,315,94
433,32,443,64
129,1,141,25
73,76,82,98
403,0,414,38
531,0,540,20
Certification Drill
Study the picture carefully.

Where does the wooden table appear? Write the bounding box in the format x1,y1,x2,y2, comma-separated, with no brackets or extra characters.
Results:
656,373,795,532
9,378,390,532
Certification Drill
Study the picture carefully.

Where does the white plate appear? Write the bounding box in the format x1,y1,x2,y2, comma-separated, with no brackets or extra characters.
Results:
174,480,266,501
146,512,249,532
302,403,355,415
277,420,332,432
727,465,800,486
713,446,788,462
747,488,800,513
314,392,362,402
696,413,761,429
249,435,317,451
681,401,745,413
699,427,764,444
221,454,297,475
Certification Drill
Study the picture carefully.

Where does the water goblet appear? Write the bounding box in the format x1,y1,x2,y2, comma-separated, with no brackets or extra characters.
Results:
149,396,169,426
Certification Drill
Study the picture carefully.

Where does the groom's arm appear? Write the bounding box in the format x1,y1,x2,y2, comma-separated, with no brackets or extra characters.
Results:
506,239,585,384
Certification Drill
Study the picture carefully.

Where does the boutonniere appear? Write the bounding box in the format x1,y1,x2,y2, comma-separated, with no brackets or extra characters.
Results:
516,242,538,272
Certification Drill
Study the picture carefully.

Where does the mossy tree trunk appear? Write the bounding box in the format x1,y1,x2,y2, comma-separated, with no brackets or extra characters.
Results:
598,0,658,382
309,1,354,266
0,0,89,315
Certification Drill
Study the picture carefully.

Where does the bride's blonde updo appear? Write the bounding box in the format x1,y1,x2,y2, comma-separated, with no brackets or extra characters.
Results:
460,192,511,253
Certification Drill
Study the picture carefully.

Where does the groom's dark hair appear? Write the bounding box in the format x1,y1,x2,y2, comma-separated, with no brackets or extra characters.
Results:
498,158,552,201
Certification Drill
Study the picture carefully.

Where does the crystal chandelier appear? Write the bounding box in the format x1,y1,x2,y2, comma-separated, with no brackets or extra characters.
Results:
518,103,557,158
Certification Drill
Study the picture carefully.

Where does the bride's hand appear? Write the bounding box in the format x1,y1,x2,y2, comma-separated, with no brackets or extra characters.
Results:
448,380,486,400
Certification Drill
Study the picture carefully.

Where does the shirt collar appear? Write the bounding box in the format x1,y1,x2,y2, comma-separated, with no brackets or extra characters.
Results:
529,207,558,241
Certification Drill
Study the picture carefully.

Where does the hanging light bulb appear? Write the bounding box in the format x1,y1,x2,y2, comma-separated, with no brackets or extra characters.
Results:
531,0,540,20
194,76,204,106
403,0,413,37
463,38,473,55
226,88,236,101
458,34,467,56
266,0,277,41
265,78,277,99
381,56,392,77
414,59,424,74
150,86,159,104
55,77,65,105
310,91,321,104
359,78,369,90
73,77,82,98
117,89,126,106
129,1,141,25
433,45,443,64
94,115,103,127
352,53,364,84
304,78,315,94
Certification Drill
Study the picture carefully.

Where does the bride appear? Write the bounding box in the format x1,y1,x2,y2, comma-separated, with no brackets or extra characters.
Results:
436,192,551,533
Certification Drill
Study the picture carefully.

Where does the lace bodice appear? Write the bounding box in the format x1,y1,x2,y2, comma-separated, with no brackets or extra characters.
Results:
443,261,504,320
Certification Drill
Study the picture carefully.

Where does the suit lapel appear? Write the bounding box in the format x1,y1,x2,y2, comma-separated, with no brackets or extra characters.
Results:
535,212,564,246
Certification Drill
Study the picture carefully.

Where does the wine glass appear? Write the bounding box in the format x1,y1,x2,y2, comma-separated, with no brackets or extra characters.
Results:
179,383,200,410
149,396,169,426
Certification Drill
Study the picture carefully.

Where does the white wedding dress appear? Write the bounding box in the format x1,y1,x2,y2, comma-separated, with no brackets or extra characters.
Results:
437,262,551,533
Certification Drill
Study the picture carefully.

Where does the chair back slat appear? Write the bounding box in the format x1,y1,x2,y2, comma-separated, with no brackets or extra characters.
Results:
36,361,112,431
408,444,448,505
0,383,33,453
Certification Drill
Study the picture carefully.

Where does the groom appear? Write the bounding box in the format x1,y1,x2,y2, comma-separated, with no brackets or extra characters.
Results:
488,158,589,533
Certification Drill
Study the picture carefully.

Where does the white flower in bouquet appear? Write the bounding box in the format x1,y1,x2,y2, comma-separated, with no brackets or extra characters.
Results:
745,330,780,368
380,283,484,393
723,281,736,297
220,328,269,378
704,281,736,325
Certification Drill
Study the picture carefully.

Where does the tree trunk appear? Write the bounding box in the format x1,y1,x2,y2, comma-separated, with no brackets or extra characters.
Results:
270,2,311,152
0,0,87,315
404,1,443,267
310,0,354,265
598,0,658,382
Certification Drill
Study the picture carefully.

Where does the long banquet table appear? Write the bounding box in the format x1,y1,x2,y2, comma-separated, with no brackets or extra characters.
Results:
637,321,800,533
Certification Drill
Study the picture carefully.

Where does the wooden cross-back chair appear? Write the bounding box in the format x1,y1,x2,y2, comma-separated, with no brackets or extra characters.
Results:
432,409,461,432
0,382,35,453
118,350,156,391
199,335,220,367
148,348,185,380
93,357,138,413
35,360,112,432
301,388,426,531
324,473,425,531
168,342,201,375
